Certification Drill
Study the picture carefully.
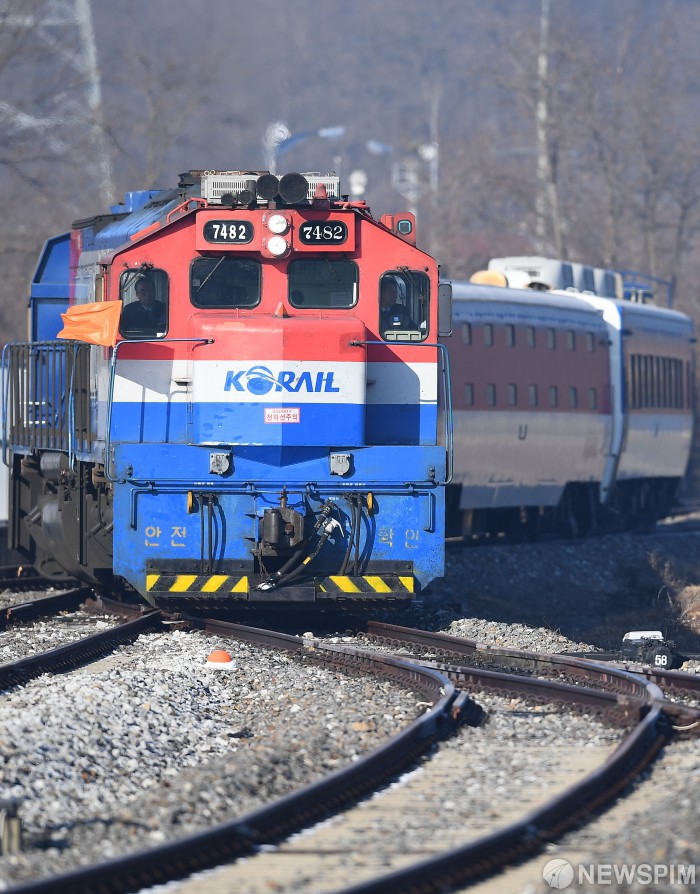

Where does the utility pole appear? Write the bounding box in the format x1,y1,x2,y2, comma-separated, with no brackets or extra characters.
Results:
535,0,563,257
425,85,440,259
5,0,116,205
74,0,115,206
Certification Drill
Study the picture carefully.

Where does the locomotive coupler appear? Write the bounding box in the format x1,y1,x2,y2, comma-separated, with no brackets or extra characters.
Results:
255,500,340,591
251,486,304,558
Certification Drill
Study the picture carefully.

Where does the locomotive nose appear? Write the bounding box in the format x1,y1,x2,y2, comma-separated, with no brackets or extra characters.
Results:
188,314,368,447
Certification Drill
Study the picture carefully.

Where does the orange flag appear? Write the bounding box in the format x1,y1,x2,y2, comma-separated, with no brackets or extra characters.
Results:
57,301,122,347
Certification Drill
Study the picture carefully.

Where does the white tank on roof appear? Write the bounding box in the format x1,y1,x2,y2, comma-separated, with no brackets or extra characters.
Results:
487,256,574,291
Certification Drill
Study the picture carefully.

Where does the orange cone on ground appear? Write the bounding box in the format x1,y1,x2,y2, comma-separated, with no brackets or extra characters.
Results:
205,649,235,670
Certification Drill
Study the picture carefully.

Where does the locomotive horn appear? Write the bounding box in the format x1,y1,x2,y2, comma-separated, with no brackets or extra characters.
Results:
278,172,309,204
256,173,280,200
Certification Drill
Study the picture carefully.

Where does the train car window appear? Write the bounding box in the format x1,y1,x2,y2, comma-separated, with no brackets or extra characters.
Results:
379,270,429,341
670,360,677,408
505,324,515,347
568,386,578,409
586,332,595,352
191,258,260,308
288,259,358,309
680,360,686,407
464,383,474,406
673,360,682,408
670,359,676,407
526,326,536,348
486,383,496,406
528,384,538,406
663,358,669,406
462,323,472,345
549,385,558,407
567,330,576,351
588,388,597,409
637,356,643,408
547,328,556,349
507,383,517,406
484,324,494,346
669,359,676,407
119,269,169,339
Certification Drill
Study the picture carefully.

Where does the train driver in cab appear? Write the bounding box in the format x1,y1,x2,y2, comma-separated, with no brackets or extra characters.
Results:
120,274,167,337
380,276,417,335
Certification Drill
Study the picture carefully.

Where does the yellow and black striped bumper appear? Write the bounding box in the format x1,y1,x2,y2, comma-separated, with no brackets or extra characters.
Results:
145,572,415,602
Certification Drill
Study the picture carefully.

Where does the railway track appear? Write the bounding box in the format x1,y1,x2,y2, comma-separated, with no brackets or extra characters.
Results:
0,597,697,894
0,566,76,597
0,597,469,892
0,590,160,686
363,621,700,728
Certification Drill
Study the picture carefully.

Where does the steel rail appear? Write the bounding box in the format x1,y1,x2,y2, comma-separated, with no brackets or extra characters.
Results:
366,621,700,736
9,617,695,894
0,609,163,689
0,587,93,628
366,620,657,696
9,618,476,894
333,705,671,894
0,575,72,592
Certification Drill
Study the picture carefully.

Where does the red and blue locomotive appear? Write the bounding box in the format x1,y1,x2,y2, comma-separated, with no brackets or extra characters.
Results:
2,170,453,609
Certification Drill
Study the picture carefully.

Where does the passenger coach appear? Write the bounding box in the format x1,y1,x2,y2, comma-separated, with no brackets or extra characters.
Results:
445,260,694,538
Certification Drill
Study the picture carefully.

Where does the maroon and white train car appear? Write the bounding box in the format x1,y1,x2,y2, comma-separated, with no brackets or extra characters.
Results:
445,278,695,538
578,293,695,521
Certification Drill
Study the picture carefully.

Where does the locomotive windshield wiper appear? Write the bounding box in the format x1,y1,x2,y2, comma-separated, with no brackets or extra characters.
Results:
324,258,351,299
196,256,226,292
398,265,425,300
122,268,150,292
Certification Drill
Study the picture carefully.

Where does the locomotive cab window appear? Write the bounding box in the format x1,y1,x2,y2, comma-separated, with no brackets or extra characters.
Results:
380,271,428,341
119,269,169,338
288,259,358,308
191,257,261,308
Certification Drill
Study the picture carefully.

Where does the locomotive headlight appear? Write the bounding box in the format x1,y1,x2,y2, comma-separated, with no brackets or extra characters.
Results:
267,213,289,235
267,235,289,256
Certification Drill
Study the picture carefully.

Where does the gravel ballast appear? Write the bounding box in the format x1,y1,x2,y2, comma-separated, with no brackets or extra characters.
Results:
0,523,698,892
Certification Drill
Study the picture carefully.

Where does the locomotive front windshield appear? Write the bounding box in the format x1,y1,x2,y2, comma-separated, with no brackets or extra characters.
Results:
288,259,358,308
191,257,261,308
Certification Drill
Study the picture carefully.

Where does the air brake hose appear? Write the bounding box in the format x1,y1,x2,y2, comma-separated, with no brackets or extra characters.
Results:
270,522,338,587
353,496,362,575
339,497,359,575
256,501,338,591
